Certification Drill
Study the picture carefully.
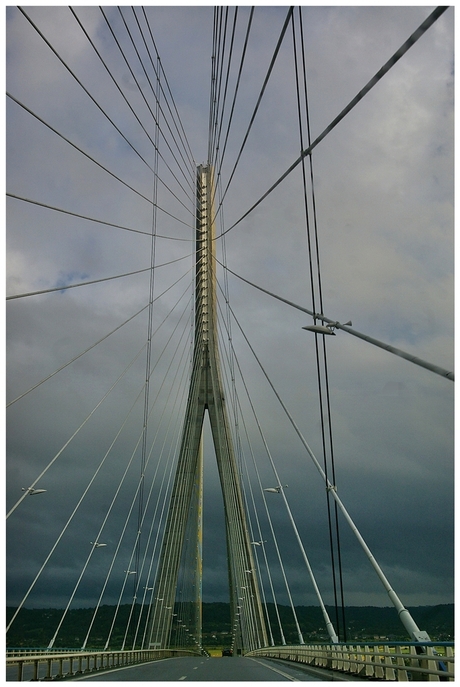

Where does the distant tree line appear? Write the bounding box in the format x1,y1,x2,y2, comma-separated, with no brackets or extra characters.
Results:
6,603,453,649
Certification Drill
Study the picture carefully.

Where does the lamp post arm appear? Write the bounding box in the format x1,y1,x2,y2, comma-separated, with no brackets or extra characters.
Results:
230,301,430,642
220,263,453,382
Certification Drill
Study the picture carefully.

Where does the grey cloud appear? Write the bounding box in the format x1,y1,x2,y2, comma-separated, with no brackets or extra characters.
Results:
6,6,453,624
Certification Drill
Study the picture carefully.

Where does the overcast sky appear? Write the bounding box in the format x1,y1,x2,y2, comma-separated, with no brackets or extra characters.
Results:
6,3,453,643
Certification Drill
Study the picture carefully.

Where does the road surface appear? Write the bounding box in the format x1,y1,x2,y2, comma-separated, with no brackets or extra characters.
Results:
72,655,327,681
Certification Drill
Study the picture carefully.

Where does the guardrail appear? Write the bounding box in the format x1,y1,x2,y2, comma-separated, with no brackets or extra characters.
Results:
6,648,199,681
7,648,92,657
246,642,455,681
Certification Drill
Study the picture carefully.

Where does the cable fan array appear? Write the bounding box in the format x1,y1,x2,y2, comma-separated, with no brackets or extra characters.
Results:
6,5,452,653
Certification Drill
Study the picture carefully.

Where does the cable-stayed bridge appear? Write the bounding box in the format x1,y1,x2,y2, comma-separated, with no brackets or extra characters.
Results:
6,6,453,681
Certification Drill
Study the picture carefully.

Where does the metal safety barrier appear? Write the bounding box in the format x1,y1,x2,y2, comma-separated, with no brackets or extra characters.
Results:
7,648,92,657
6,647,199,681
246,642,455,681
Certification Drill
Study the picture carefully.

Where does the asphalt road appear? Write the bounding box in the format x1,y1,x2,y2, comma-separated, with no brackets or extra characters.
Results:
71,655,326,681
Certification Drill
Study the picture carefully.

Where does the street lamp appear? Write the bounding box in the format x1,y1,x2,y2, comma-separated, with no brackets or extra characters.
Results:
302,324,336,335
302,320,351,335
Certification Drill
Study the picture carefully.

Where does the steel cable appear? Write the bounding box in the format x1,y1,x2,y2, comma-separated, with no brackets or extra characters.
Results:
217,260,454,381
132,7,196,173
82,294,194,648
216,6,449,239
210,8,238,173
7,92,158,208
14,8,195,218
99,7,195,192
69,6,195,204
6,254,192,301
117,7,195,182
292,7,346,641
6,343,149,634
140,7,196,171
211,7,254,210
6,192,192,240
215,7,294,216
6,269,192,408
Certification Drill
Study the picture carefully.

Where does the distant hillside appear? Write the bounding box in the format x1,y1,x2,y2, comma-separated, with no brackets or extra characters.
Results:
264,604,454,644
6,603,453,649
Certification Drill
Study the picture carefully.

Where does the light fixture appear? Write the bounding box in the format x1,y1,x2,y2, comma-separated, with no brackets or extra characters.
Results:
302,319,352,335
302,324,335,335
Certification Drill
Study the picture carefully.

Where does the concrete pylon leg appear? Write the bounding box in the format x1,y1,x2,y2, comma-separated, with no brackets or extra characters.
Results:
147,165,267,652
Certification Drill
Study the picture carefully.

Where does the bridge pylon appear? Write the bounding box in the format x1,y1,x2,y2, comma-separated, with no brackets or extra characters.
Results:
146,165,268,653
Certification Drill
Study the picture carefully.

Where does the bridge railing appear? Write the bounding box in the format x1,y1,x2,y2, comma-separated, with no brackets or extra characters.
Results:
246,641,454,681
6,648,199,681
7,647,93,656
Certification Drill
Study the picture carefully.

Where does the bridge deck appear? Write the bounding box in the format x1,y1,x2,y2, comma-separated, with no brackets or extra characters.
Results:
57,656,340,682
6,656,359,682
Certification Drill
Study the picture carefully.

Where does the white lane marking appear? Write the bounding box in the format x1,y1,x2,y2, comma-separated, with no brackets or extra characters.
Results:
193,666,198,669
179,676,187,680
248,657,300,681
71,658,173,680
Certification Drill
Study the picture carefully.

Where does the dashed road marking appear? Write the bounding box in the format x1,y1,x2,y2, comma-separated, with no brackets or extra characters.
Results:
178,676,187,680
248,658,300,681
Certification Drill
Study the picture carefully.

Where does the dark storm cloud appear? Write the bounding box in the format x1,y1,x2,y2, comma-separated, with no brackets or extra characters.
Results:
6,4,453,640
